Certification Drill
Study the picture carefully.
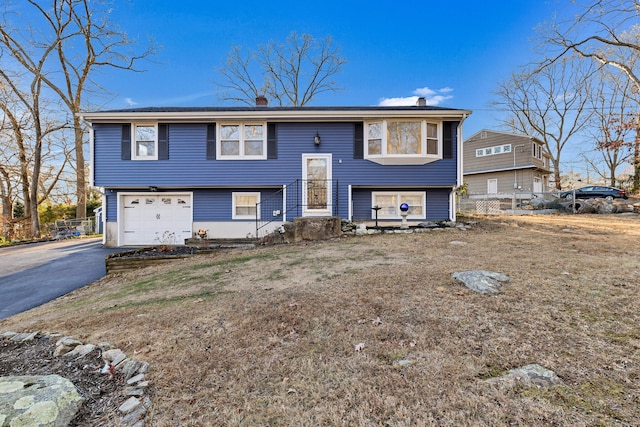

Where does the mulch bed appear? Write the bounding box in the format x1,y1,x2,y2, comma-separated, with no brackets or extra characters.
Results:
0,337,131,426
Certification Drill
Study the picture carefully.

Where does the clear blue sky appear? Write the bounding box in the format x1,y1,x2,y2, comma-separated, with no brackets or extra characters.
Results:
98,0,558,138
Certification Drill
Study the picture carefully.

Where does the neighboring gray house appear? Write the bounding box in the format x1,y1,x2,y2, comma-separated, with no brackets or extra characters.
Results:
463,130,552,197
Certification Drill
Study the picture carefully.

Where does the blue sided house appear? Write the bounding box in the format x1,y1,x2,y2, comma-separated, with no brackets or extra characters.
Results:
82,98,471,247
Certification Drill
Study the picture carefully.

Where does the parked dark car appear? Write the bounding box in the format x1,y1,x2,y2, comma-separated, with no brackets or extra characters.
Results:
560,185,628,201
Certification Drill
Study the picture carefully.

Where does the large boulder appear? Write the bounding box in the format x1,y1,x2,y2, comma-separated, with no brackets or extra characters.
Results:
561,197,638,214
484,364,563,388
289,216,342,242
0,375,83,427
452,270,510,294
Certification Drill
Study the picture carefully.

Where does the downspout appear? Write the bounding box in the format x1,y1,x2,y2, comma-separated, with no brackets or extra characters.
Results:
348,184,352,221
453,114,470,222
282,184,287,223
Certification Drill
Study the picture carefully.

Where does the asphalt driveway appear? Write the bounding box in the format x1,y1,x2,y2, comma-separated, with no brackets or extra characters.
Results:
0,238,126,320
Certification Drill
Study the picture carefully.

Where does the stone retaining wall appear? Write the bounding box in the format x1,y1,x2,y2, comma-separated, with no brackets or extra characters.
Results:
106,255,191,274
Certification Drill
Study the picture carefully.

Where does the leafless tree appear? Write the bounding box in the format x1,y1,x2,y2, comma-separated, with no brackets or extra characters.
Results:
585,68,636,186
494,56,597,189
216,32,346,106
538,0,640,190
539,0,640,91
0,66,70,237
0,146,18,240
0,0,158,219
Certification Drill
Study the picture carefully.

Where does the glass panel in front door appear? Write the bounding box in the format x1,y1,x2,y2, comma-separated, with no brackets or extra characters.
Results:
306,157,328,210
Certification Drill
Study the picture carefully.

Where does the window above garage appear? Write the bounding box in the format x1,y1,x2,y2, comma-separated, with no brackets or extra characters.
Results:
132,123,158,160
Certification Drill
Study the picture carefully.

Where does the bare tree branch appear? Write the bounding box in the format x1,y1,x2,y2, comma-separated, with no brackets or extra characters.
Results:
216,32,346,106
0,0,159,220
494,56,597,189
586,67,636,186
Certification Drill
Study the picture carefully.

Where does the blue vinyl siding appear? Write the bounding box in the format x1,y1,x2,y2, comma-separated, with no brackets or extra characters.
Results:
94,122,459,187
352,188,451,222
352,189,373,221
425,189,451,220
193,189,230,221
193,188,282,221
97,121,460,222
105,188,283,223
106,191,117,222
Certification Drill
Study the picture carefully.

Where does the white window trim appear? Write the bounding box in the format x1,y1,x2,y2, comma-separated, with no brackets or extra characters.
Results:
476,144,512,158
364,120,442,165
371,191,426,220
302,153,333,216
132,123,158,161
232,192,261,220
217,122,267,160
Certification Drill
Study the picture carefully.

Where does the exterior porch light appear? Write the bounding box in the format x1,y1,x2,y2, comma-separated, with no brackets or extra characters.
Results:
314,131,321,146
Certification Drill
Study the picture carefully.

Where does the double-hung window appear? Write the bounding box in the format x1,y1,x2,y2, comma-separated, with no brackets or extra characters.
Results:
372,191,426,220
219,123,267,159
232,192,260,219
365,120,441,165
132,124,157,160
534,143,543,160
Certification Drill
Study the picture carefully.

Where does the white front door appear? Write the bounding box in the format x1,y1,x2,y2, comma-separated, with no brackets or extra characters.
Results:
302,154,332,216
121,193,192,245
487,179,498,195
533,177,542,193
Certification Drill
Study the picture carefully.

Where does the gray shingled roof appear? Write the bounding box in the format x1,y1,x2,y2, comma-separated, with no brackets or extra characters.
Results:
89,105,467,114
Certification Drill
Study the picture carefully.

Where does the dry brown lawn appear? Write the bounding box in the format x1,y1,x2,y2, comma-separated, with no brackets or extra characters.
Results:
2,214,639,426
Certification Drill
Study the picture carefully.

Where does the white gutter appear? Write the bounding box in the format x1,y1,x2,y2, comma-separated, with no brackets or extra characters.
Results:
457,114,470,188
79,109,473,123
453,113,471,222
348,185,352,221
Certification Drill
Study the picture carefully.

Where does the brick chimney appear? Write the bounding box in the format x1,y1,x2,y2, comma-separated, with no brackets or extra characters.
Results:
256,95,268,106
416,97,426,107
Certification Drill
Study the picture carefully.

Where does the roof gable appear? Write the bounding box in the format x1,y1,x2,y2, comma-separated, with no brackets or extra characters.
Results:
464,129,544,145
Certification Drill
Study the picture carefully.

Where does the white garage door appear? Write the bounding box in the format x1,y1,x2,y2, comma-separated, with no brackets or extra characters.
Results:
122,194,192,246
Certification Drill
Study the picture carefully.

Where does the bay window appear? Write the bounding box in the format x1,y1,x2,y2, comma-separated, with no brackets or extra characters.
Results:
365,120,441,165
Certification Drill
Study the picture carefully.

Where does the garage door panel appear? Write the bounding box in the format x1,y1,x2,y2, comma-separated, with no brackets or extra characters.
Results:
121,194,192,246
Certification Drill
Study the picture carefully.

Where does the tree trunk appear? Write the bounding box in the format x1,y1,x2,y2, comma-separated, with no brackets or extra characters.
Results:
0,174,12,240
553,159,562,190
74,119,86,219
30,129,42,238
16,133,32,223
29,187,40,238
609,161,617,187
633,123,640,193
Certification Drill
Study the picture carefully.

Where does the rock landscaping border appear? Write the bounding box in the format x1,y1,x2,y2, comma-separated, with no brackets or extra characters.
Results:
1,331,151,427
